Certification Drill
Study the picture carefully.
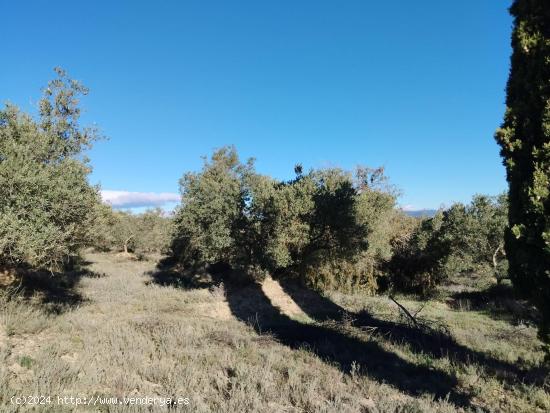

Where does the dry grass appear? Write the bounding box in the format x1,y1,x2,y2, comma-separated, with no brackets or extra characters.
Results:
0,252,548,412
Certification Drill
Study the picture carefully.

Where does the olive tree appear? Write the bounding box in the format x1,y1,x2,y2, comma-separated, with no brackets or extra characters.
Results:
0,68,101,272
171,146,255,271
251,167,372,286
92,206,172,256
133,208,172,255
170,147,393,291
388,194,508,293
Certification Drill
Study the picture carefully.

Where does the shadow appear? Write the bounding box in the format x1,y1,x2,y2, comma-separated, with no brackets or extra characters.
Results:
223,280,471,407
148,260,548,404
277,279,548,388
147,257,218,289
448,284,539,326
277,278,348,321
9,259,97,314
148,264,470,405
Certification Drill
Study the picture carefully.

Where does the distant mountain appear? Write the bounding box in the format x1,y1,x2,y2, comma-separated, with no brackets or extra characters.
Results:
405,209,438,218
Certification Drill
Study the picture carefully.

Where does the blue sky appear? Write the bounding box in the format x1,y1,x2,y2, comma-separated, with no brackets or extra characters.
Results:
1,0,513,210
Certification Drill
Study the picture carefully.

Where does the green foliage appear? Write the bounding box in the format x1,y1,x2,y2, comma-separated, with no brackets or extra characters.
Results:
89,203,119,252
438,195,509,278
171,146,255,270
110,211,138,254
388,195,508,294
254,168,369,272
302,253,379,293
0,68,101,271
494,0,550,346
254,166,397,291
133,208,173,255
92,206,172,256
19,356,34,369
171,147,396,291
354,167,402,261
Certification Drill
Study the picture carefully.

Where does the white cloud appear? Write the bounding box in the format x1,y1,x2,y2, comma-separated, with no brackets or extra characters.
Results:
101,190,180,209
400,204,417,211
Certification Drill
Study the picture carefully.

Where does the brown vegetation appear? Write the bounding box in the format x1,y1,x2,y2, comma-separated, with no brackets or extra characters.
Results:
1,252,547,412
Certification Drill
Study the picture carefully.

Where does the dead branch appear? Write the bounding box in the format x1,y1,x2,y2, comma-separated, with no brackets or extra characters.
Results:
389,295,419,327
413,303,427,318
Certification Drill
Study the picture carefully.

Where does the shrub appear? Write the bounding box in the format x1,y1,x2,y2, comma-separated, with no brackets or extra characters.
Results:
90,203,120,252
257,166,399,291
302,253,379,294
388,194,508,293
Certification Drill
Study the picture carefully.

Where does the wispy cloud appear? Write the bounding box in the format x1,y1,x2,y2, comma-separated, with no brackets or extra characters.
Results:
101,190,180,209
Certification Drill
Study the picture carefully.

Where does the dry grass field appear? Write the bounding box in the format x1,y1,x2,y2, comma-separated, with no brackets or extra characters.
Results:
0,252,548,412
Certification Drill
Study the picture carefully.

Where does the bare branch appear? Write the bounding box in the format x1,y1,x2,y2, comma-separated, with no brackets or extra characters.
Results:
389,295,419,327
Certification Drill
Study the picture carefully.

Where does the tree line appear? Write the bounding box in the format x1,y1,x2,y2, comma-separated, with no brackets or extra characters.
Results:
0,69,510,293
169,146,509,296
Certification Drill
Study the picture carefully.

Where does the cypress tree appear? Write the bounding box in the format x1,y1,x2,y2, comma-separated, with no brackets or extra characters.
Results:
495,0,550,347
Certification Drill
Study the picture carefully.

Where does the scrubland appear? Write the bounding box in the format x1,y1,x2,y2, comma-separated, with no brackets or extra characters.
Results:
0,252,548,413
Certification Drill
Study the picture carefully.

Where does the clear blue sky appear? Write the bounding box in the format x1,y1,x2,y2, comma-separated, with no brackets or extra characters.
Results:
1,0,513,210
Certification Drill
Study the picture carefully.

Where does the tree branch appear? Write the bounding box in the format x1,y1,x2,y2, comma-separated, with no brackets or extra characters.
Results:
389,295,419,327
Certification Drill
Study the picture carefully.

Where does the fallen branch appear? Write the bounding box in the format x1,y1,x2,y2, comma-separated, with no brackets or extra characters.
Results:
413,303,427,318
389,295,420,327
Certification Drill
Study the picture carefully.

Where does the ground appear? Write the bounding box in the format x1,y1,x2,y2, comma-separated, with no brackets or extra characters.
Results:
0,252,548,412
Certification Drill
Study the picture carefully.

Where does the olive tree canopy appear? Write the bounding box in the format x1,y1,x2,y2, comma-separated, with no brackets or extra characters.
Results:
0,68,101,271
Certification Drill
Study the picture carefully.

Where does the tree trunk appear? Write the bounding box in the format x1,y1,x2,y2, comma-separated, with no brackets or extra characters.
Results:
493,244,505,284
123,234,134,254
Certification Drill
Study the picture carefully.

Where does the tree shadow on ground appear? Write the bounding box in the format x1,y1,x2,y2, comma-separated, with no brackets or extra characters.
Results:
447,283,539,326
148,257,219,289
277,278,549,388
224,281,471,407
148,263,471,408
7,259,97,314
